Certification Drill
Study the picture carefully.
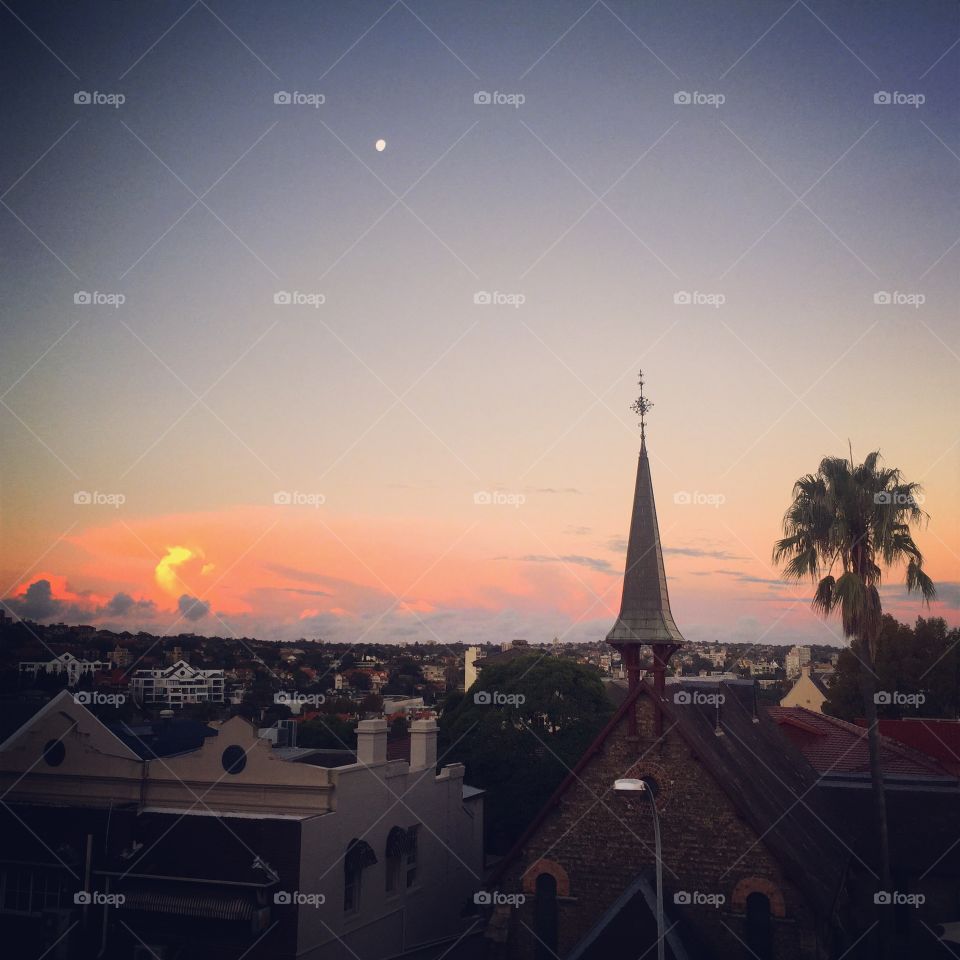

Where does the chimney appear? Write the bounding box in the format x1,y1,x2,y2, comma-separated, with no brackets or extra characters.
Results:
355,719,388,765
409,718,438,772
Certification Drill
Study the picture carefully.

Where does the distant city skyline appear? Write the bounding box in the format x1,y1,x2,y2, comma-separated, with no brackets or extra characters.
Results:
2,1,958,646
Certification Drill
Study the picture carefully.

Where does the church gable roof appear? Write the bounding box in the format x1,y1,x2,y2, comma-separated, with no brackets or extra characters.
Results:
493,681,847,917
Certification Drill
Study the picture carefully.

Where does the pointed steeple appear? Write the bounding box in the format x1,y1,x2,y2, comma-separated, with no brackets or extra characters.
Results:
606,373,685,647
605,438,685,645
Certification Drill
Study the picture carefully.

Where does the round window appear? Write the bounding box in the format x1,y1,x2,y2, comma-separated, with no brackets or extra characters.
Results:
43,739,66,767
221,745,247,774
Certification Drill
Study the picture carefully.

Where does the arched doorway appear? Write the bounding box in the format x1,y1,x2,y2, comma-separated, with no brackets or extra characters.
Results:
534,872,558,960
745,891,773,960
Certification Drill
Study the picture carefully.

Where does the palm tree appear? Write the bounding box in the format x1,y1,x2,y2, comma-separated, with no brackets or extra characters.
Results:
773,451,935,906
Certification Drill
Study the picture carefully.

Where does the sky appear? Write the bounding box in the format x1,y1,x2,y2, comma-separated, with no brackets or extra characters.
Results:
1,1,958,648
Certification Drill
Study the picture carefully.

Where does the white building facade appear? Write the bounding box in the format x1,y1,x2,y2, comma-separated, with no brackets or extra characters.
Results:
129,659,225,706
18,651,112,686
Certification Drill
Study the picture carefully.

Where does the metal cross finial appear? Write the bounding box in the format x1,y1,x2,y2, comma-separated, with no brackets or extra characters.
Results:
630,371,653,441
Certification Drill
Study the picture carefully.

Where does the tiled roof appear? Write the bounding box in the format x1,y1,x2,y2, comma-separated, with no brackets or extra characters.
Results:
767,706,952,778
870,718,960,776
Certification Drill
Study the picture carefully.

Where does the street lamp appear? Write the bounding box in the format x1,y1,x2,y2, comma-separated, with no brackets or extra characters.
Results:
614,777,665,960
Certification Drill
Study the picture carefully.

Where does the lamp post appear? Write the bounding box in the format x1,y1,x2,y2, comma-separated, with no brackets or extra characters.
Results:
615,777,664,960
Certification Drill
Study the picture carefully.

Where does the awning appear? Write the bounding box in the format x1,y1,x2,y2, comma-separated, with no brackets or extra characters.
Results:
118,890,254,921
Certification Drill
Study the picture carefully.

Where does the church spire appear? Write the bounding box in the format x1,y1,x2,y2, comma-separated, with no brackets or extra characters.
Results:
606,373,685,647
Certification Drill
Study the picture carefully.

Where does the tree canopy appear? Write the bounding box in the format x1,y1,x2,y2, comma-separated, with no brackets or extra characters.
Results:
440,653,613,854
823,615,960,721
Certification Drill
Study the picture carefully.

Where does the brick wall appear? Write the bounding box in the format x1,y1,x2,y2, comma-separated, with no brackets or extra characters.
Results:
500,697,828,960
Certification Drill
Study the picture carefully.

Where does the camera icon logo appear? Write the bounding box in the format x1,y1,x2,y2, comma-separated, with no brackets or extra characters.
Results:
874,91,891,105
473,691,492,705
673,290,692,305
673,691,692,705
474,91,491,105
273,491,292,505
674,891,691,905
74,91,92,105
874,691,892,705
874,891,891,904
274,291,292,305
473,291,492,305
74,291,92,305
673,491,691,505
274,91,292,105
473,491,492,505
873,291,891,305
74,491,92,505
274,891,292,904
474,891,492,904
74,891,92,905
674,91,692,105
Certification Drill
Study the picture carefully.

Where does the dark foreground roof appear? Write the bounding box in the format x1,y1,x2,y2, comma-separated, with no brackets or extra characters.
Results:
660,680,846,917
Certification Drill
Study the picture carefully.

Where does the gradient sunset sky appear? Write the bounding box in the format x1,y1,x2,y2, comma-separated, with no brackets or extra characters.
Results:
2,1,958,647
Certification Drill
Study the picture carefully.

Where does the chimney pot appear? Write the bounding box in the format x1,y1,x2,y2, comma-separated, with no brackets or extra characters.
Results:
355,718,388,765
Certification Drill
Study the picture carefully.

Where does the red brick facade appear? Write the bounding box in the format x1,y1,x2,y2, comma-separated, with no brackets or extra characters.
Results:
498,696,829,960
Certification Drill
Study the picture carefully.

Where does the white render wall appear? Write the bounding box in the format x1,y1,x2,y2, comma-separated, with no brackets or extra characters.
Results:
295,749,483,959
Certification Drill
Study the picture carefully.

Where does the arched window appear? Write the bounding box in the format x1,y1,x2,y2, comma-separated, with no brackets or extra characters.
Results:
385,826,419,893
522,859,571,897
534,873,558,960
745,892,773,960
344,839,376,913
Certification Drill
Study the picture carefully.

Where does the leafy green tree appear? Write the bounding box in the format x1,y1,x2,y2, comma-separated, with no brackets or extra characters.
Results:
774,451,935,923
297,716,357,750
348,670,372,692
440,654,613,854
825,615,960,721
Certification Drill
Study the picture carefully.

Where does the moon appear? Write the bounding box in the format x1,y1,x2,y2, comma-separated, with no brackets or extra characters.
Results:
375,138,386,152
